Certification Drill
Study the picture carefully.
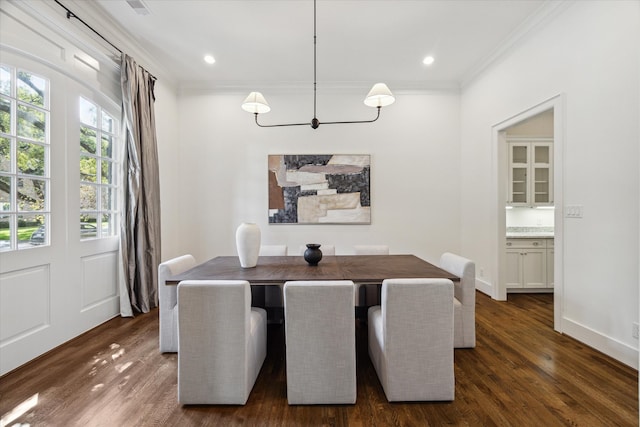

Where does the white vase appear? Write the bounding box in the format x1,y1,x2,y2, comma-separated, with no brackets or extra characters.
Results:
236,222,261,268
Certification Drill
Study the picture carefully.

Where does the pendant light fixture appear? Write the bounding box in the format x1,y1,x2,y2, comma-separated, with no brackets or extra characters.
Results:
241,0,395,129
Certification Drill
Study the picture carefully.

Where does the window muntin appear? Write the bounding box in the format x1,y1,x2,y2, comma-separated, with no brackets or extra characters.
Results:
0,65,49,251
79,97,117,240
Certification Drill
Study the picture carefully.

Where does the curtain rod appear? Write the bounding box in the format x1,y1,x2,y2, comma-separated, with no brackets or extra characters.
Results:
53,0,157,81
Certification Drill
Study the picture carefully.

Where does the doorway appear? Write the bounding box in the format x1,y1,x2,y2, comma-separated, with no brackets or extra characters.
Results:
493,95,564,333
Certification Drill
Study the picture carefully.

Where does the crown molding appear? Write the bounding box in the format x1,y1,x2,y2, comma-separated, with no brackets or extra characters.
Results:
178,79,461,96
460,0,576,89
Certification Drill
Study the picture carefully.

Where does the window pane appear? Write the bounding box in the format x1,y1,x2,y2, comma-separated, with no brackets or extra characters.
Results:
18,213,44,248
17,104,45,142
101,186,114,211
0,66,10,96
0,96,11,134
80,215,97,240
17,177,45,211
17,71,46,108
79,97,97,127
101,160,113,184
101,213,116,237
0,214,10,251
0,137,10,172
80,155,97,183
80,221,98,239
101,134,113,158
80,126,97,154
0,175,11,211
17,141,45,176
102,111,114,133
80,184,97,210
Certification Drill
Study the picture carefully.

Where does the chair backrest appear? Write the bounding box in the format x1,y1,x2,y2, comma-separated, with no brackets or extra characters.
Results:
381,278,454,386
177,280,254,404
298,244,335,256
158,254,196,309
439,252,475,306
178,280,251,340
259,244,287,256
283,280,356,404
354,245,389,255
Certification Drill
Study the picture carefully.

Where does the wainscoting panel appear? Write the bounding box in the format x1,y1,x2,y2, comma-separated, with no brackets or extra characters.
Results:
0,264,50,346
81,252,118,311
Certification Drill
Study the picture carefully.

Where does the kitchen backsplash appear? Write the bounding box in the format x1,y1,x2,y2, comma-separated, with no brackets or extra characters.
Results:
506,207,554,227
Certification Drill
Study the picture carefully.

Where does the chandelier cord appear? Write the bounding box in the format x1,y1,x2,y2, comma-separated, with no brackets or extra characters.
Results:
248,0,391,129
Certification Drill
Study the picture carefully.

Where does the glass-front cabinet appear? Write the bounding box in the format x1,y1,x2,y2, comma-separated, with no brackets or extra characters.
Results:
507,139,553,206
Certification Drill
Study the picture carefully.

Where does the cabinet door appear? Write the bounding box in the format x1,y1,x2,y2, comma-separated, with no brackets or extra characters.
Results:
532,143,553,205
522,249,547,288
547,248,554,288
505,250,523,288
508,143,529,205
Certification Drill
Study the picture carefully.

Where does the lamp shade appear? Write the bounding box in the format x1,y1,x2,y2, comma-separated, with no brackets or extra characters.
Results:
364,83,395,108
242,92,271,114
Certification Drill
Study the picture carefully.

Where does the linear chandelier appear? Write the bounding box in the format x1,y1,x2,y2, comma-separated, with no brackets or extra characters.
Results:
241,0,395,129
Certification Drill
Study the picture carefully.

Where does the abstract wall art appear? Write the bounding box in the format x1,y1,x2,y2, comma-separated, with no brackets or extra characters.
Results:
268,154,371,224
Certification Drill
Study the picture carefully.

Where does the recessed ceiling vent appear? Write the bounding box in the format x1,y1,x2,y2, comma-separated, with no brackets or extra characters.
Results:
126,0,150,15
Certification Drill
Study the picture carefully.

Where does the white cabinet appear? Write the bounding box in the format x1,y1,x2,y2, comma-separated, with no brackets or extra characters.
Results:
507,139,553,207
505,239,553,289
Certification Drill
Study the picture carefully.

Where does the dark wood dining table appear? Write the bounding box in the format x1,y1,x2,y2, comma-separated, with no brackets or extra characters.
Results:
165,254,459,285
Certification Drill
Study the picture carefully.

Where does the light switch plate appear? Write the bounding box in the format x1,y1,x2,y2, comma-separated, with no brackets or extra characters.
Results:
565,205,583,218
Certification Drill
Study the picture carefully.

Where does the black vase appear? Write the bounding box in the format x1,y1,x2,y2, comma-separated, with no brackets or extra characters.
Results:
304,243,323,266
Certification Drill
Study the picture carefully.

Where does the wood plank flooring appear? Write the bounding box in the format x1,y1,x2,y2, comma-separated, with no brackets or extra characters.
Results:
1,293,637,426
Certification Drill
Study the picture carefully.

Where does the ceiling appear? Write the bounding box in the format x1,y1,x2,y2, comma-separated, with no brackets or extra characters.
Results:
88,0,551,91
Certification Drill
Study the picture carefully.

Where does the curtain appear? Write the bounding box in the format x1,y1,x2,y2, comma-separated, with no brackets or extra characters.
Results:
118,54,162,316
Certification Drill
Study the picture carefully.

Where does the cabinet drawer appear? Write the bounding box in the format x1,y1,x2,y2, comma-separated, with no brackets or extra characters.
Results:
547,239,554,248
506,239,546,249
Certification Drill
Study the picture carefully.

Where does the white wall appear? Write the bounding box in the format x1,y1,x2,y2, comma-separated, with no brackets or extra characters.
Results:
170,89,462,265
461,1,639,366
154,82,182,261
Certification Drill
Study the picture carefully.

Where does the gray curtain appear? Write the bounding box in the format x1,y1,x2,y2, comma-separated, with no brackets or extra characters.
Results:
119,54,161,316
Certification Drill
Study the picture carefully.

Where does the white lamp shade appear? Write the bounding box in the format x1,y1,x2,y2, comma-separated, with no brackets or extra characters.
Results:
364,83,395,108
242,92,271,114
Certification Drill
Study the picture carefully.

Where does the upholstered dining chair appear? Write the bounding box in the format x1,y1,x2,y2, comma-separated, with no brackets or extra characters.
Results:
259,244,287,256
177,280,267,405
158,254,197,353
353,245,390,306
283,280,356,404
440,252,476,348
368,278,455,402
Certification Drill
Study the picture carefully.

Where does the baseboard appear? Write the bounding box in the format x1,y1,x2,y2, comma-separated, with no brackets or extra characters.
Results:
475,278,493,297
562,317,638,369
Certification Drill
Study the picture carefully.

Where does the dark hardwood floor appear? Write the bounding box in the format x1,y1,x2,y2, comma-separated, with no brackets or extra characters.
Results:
1,293,637,426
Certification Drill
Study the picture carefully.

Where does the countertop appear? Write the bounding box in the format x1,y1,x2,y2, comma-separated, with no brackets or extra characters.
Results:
506,227,554,239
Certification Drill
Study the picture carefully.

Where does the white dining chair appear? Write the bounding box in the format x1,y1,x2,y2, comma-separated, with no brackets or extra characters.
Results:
158,254,197,353
177,280,267,405
368,278,455,402
283,280,356,404
440,252,476,348
259,244,287,256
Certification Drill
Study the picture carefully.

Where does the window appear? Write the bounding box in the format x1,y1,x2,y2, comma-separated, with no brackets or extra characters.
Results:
0,64,50,251
79,97,118,240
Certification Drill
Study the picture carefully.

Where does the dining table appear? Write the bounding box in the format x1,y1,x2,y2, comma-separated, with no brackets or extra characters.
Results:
165,254,459,285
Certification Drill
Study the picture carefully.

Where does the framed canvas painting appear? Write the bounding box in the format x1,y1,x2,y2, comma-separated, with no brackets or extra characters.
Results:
268,154,370,224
